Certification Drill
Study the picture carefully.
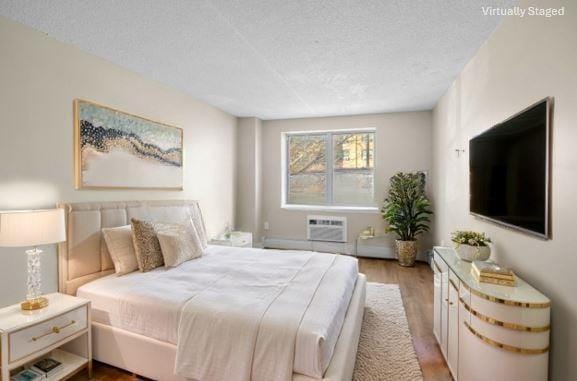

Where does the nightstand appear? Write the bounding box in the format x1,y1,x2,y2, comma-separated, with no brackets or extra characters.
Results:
0,293,91,381
210,231,253,248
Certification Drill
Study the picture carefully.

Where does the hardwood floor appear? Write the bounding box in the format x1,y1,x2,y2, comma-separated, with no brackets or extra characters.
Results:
76,258,451,381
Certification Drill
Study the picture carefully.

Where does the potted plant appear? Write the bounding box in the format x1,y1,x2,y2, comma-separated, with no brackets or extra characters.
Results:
451,230,492,262
382,172,432,267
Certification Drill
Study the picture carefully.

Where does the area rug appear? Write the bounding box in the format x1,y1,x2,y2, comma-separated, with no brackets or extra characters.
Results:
353,283,424,381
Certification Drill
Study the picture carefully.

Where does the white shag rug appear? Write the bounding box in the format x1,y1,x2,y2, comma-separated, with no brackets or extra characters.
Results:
353,283,424,381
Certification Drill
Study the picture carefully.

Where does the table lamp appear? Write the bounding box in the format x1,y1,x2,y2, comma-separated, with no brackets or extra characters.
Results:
0,208,66,310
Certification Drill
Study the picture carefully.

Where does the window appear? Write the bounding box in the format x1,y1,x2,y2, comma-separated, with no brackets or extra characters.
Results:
284,130,375,208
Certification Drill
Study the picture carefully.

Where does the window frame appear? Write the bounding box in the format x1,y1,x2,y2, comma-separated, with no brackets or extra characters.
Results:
281,128,378,212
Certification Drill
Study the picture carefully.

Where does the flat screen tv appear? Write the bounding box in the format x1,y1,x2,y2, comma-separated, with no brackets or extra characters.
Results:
469,98,551,239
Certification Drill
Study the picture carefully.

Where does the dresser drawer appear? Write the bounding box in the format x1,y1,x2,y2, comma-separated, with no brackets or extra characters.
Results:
9,305,88,363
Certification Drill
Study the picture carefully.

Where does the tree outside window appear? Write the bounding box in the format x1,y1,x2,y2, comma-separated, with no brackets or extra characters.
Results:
286,131,375,207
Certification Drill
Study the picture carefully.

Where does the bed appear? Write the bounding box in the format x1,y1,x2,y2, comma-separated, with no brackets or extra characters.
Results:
57,200,366,381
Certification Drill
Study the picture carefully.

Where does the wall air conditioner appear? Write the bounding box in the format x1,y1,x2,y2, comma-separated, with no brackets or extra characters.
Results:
306,215,347,243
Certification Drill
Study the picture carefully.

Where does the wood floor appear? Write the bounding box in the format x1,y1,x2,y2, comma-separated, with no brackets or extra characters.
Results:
75,258,451,381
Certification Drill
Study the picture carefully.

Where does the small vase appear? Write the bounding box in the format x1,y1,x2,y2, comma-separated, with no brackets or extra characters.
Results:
396,240,417,267
455,244,491,262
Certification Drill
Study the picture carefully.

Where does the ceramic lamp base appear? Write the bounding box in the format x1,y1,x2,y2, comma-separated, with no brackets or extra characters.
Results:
21,296,49,311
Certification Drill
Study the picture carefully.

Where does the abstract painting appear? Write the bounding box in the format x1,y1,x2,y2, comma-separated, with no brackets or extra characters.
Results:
74,99,183,189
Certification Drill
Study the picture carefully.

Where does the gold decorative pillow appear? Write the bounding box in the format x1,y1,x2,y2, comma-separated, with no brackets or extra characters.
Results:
156,222,203,267
130,218,164,272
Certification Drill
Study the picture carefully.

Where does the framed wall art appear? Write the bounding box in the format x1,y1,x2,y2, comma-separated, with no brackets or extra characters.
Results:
74,99,183,189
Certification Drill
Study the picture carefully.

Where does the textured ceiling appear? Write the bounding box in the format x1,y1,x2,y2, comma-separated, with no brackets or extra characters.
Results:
0,0,512,119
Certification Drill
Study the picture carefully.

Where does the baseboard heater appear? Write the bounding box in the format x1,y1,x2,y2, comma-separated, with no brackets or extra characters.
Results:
306,215,347,243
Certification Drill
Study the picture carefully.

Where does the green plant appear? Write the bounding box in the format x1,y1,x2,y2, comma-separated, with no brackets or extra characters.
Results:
451,230,491,247
381,172,432,241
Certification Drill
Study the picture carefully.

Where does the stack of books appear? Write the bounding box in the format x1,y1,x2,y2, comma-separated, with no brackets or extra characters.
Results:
10,368,43,381
471,261,516,286
30,357,63,379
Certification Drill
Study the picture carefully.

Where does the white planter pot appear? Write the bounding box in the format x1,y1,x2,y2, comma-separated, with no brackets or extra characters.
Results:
455,244,491,262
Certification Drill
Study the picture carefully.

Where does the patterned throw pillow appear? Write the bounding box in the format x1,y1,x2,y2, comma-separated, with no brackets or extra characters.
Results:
156,222,203,267
130,218,164,272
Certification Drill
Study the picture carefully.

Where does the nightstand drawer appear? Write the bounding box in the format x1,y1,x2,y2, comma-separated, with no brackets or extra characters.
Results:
9,305,88,363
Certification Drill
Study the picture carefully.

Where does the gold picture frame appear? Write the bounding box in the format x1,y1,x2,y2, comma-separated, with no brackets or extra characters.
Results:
74,99,184,190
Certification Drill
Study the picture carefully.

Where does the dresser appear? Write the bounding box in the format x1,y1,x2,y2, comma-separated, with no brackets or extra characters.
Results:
0,293,91,381
433,247,550,381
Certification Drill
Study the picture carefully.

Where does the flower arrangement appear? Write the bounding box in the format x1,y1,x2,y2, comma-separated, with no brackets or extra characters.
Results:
451,230,491,247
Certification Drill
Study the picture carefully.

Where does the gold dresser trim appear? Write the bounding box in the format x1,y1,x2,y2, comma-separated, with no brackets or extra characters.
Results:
464,321,549,355
462,282,551,309
460,298,550,332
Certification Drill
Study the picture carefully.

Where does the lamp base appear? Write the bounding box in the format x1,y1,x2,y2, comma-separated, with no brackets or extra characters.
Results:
21,297,49,311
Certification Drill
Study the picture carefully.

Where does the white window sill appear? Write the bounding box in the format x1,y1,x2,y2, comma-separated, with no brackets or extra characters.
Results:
281,204,380,213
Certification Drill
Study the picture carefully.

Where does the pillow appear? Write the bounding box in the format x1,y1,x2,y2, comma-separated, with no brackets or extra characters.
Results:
189,205,208,249
131,218,164,272
102,225,138,275
156,222,203,267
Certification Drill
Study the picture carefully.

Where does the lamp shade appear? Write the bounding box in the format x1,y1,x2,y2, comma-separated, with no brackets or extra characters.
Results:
0,208,66,247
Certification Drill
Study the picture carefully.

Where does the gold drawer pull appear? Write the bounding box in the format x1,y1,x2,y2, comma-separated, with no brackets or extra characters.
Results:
32,320,76,341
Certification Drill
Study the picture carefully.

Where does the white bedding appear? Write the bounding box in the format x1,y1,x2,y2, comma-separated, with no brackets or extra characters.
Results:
77,245,358,379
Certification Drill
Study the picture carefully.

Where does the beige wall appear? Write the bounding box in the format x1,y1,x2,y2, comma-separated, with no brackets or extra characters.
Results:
262,112,433,253
431,0,577,379
0,17,237,306
235,117,263,242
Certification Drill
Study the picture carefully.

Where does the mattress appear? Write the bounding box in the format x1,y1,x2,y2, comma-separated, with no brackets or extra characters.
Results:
77,245,358,378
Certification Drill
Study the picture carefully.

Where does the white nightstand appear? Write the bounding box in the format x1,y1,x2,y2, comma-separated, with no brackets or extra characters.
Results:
0,293,91,381
210,231,253,248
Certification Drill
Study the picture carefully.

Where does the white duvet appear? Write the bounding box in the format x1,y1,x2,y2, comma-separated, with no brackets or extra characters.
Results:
77,245,358,380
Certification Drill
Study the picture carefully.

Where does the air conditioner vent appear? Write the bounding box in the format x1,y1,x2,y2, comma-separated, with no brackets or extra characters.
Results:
307,215,347,243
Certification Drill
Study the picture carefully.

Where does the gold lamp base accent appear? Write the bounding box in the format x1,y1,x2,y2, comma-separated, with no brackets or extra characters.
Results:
21,297,49,311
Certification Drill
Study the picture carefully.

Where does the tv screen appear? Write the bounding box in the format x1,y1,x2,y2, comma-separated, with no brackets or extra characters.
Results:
469,99,550,238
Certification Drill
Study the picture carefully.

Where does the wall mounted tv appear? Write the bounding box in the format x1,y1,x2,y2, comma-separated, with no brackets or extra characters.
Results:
469,98,551,239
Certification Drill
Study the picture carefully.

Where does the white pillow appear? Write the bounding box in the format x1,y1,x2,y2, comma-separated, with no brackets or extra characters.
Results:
189,205,208,249
102,225,139,275
156,222,203,267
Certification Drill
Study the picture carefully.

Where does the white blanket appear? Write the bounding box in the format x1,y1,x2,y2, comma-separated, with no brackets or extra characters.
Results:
175,250,338,381
77,246,358,379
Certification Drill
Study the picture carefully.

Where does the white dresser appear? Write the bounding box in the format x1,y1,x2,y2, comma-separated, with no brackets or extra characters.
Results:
433,247,550,381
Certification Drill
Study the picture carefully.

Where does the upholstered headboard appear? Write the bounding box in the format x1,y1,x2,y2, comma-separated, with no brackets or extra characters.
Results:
57,200,204,295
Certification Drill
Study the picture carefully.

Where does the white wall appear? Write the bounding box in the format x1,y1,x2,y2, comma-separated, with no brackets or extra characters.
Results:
431,1,577,379
235,117,263,242
261,112,433,255
0,17,237,307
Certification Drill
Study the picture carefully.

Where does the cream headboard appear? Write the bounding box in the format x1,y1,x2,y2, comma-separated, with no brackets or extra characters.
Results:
57,200,204,295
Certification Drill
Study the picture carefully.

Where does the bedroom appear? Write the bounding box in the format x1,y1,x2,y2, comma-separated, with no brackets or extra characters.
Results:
0,1,575,380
